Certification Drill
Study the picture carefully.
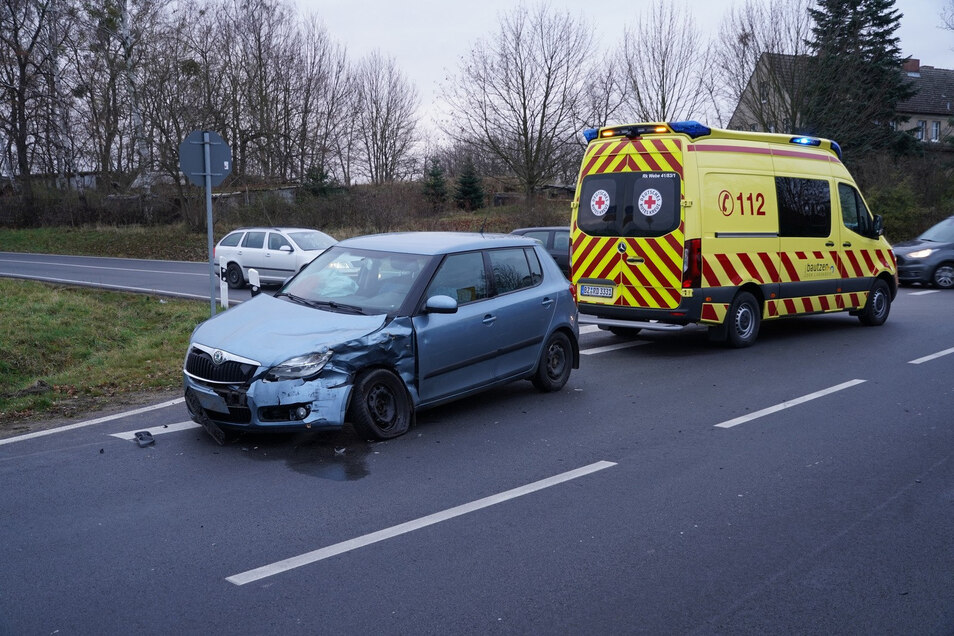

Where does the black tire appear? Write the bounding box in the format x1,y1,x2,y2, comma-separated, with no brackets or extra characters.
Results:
726,291,760,348
225,262,245,289
932,263,954,289
858,279,891,326
347,369,412,441
532,331,572,392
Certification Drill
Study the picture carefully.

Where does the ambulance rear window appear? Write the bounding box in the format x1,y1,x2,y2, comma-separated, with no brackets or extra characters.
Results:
578,172,680,238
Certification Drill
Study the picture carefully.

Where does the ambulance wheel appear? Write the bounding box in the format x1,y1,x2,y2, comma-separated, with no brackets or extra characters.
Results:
225,263,245,289
532,331,572,392
858,279,891,326
726,291,760,348
931,263,954,289
348,369,412,440
604,326,642,337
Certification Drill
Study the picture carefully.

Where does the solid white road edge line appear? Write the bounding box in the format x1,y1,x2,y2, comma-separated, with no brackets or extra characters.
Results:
581,341,648,355
714,379,867,429
908,347,954,365
226,460,618,586
0,397,186,446
111,421,200,440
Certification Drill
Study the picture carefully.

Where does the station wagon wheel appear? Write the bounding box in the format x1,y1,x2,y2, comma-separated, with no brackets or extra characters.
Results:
726,291,760,348
858,279,891,326
348,369,411,441
225,263,245,289
932,263,954,289
532,331,572,392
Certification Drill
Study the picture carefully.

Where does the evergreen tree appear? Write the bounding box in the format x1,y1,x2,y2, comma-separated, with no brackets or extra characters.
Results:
802,0,916,160
421,158,448,210
454,161,485,211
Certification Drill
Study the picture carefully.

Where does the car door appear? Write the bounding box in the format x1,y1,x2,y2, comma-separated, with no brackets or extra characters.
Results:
264,232,297,281
239,230,267,277
412,251,496,404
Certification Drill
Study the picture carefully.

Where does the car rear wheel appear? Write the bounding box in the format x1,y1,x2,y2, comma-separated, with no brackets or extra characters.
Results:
726,291,760,348
348,369,411,440
858,279,891,326
532,331,572,392
225,263,245,289
932,263,954,289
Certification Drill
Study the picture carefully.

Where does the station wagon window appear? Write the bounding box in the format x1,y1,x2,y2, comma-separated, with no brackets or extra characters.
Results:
521,230,550,246
268,233,292,250
776,177,831,238
488,247,540,294
838,183,872,236
242,231,266,249
219,232,243,247
426,252,488,305
578,172,680,238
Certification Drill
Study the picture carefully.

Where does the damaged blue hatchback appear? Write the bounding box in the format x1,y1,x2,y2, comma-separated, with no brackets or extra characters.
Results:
184,232,579,441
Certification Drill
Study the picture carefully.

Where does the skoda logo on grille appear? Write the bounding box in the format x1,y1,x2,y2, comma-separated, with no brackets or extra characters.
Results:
211,350,227,365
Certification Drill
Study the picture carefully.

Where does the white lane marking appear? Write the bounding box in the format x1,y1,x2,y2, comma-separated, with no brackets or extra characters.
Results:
227,460,618,586
0,273,212,300
0,398,185,446
581,341,648,355
909,289,940,296
580,325,600,334
111,421,200,440
714,379,866,429
0,257,207,276
908,347,954,365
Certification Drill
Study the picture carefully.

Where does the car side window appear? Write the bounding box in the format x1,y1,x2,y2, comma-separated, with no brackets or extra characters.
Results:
426,252,488,305
553,231,570,251
522,231,550,246
242,231,265,249
776,177,831,238
268,233,292,250
837,183,872,236
488,247,535,294
526,247,543,283
220,232,244,247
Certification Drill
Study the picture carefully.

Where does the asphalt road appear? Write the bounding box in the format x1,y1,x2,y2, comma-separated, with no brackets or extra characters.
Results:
1,255,952,634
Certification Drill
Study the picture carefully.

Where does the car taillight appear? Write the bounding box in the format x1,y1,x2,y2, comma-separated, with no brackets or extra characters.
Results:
682,238,701,288
569,282,577,303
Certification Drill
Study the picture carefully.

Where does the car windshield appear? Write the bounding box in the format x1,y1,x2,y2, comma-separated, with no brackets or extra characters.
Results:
919,217,954,243
279,246,430,315
288,230,336,250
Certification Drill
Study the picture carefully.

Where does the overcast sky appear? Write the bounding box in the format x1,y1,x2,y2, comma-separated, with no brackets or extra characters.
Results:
296,0,954,124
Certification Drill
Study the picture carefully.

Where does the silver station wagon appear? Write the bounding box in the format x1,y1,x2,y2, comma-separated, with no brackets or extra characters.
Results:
184,232,579,441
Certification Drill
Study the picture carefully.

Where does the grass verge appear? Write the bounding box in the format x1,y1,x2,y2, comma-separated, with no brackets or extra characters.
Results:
0,279,209,433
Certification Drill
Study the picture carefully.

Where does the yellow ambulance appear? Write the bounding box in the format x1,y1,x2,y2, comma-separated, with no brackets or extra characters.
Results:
570,122,897,347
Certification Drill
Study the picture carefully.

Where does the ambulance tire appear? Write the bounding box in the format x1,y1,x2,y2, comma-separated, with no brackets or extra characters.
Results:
532,331,572,392
858,279,891,326
607,327,642,337
725,291,760,348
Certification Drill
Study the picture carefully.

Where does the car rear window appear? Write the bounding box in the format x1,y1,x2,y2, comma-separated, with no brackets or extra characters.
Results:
219,232,244,247
578,172,681,237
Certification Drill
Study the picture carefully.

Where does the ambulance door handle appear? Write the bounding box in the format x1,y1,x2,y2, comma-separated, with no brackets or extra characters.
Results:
843,241,852,247
825,241,835,247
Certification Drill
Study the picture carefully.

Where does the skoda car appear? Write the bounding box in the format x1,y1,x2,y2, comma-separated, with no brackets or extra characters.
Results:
184,232,579,442
894,216,954,289
214,227,336,288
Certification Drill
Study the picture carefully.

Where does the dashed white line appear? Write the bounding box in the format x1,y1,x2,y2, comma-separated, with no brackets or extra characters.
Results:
908,289,940,296
581,340,648,355
226,460,617,586
908,347,954,365
110,421,200,440
580,325,600,334
714,379,866,429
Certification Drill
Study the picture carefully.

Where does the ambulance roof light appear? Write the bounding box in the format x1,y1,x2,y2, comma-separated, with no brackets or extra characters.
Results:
790,136,821,147
582,128,599,142
668,121,711,138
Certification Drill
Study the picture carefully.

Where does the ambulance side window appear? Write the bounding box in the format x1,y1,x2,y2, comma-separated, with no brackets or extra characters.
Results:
837,183,873,236
776,177,831,238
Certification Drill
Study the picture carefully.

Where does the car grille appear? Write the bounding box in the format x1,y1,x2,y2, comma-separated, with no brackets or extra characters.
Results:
185,347,258,384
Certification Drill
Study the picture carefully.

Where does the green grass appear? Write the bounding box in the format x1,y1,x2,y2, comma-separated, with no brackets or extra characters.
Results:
0,279,210,427
0,225,210,261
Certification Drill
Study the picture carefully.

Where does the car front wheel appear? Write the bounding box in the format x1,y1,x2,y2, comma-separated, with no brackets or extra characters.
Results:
225,263,245,289
348,369,412,441
532,331,572,392
932,263,954,289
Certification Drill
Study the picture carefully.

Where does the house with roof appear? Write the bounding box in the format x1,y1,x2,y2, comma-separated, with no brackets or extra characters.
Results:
728,53,954,145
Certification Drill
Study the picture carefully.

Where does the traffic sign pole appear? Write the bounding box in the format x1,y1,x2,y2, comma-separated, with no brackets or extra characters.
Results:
204,132,215,317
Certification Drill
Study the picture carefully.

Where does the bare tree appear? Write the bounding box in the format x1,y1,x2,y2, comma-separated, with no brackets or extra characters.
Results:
353,50,419,184
616,0,711,122
713,0,813,130
441,4,592,197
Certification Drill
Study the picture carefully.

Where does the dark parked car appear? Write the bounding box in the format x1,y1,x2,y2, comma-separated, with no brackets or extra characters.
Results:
511,227,570,275
894,216,954,288
184,232,579,442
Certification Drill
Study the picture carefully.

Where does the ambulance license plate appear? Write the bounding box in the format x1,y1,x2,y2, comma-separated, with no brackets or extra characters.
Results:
580,284,613,299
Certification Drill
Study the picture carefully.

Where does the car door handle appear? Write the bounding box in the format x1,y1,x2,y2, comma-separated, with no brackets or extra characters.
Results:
541,297,554,308
825,241,835,247
482,314,496,326
843,241,852,247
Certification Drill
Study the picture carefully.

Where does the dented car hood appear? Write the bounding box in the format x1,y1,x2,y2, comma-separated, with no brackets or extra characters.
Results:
191,294,387,365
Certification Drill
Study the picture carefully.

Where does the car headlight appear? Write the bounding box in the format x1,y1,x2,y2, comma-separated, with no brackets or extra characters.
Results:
264,351,333,381
907,248,935,259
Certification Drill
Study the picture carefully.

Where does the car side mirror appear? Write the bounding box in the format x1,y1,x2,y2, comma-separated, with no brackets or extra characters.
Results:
279,245,292,253
425,295,458,314
249,268,261,297
872,215,884,237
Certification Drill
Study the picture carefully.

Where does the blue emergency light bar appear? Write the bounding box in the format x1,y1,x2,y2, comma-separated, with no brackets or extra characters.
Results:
789,135,843,160
582,121,712,143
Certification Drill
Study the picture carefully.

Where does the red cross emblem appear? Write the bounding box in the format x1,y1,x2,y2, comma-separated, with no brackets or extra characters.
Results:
638,188,662,216
590,189,610,216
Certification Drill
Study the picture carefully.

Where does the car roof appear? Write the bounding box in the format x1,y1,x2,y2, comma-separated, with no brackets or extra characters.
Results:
511,226,570,232
338,232,538,255
228,227,324,233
